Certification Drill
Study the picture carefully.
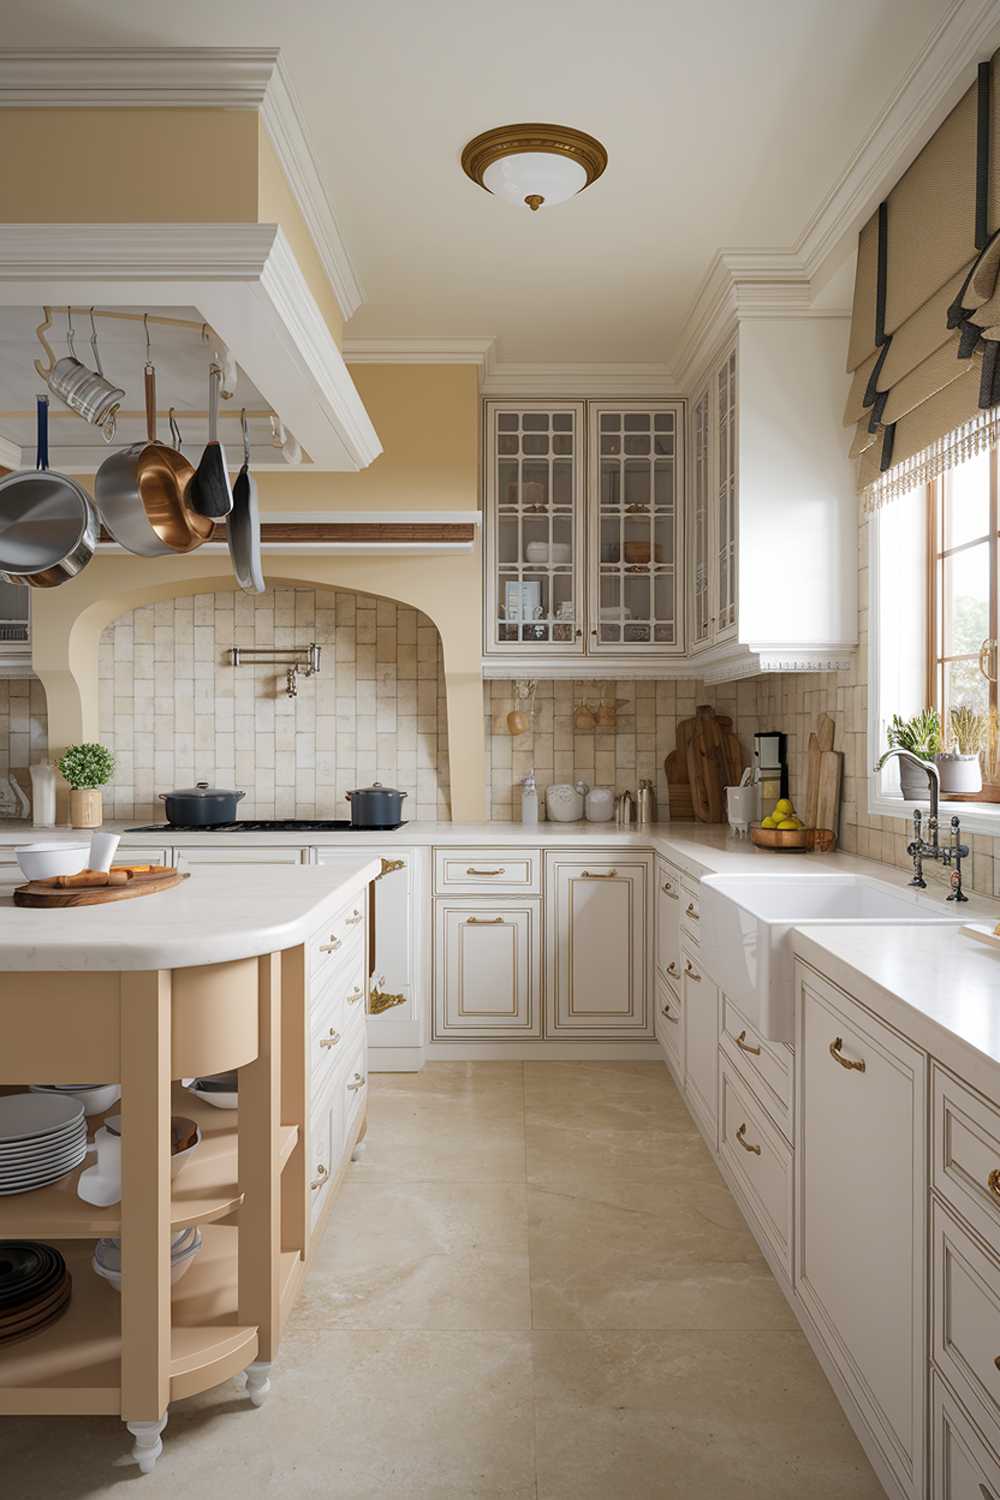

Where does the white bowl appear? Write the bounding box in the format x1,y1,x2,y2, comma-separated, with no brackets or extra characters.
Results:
186,1082,238,1111
92,1228,202,1292
525,541,572,565
14,842,90,882
30,1083,120,1117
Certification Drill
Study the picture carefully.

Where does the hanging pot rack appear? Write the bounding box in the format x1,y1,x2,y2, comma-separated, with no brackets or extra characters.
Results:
33,305,225,381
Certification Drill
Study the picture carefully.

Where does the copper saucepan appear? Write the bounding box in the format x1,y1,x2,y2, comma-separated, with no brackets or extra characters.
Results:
94,365,214,557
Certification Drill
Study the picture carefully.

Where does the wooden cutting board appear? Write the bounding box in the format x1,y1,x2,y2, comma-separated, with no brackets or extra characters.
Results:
816,750,844,846
14,869,189,908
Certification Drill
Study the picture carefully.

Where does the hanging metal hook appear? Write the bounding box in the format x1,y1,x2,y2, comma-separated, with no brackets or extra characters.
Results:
240,408,251,467
65,305,76,361
168,407,183,451
33,306,56,380
144,312,152,366
88,307,104,377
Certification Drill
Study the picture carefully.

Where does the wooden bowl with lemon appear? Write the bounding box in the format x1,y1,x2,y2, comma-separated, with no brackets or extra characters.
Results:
750,798,834,852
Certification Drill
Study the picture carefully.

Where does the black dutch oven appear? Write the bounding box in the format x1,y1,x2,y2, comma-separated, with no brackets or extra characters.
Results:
159,782,245,826
345,781,407,829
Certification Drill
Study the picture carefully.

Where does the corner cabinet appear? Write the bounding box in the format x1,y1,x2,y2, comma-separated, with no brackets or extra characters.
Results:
484,400,684,668
688,344,737,653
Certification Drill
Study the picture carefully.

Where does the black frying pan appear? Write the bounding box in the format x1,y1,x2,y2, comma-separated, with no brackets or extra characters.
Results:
228,410,264,593
191,364,233,519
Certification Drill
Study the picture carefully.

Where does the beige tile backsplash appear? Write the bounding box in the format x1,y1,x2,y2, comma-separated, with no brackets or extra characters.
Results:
94,588,451,823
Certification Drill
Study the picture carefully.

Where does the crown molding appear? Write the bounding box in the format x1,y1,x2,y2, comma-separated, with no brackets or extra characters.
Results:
342,338,679,395
343,338,494,369
0,47,364,323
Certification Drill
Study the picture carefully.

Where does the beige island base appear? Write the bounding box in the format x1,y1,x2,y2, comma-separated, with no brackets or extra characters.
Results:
0,857,380,1473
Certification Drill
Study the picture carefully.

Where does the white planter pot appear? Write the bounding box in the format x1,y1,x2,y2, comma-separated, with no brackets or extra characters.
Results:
935,752,983,796
895,757,934,801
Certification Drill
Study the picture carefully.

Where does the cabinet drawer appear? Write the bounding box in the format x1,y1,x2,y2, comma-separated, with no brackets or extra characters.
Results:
654,972,684,1080
310,948,367,1090
679,880,702,947
719,1061,793,1277
309,896,366,984
934,1063,1000,1253
933,1198,1000,1449
308,1082,345,1231
720,995,792,1141
342,1027,368,1144
120,845,171,868
681,940,719,1147
434,899,541,1038
655,858,682,991
175,844,306,865
434,847,539,895
932,1371,1000,1500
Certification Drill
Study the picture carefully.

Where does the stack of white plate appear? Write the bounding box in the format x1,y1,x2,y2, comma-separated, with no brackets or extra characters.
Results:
0,1093,87,1196
92,1226,203,1292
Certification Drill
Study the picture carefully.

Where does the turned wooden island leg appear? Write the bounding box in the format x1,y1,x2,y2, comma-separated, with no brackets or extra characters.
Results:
119,970,172,1471
237,951,281,1404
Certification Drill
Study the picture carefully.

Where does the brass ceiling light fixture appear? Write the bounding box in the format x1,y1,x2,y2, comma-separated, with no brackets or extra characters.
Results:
461,123,607,212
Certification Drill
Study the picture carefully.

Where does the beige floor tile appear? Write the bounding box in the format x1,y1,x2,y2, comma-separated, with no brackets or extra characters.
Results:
349,1102,527,1183
532,1330,884,1500
291,1180,531,1330
526,1118,718,1191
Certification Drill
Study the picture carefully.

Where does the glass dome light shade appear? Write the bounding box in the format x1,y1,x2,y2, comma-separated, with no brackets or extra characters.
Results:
482,151,588,210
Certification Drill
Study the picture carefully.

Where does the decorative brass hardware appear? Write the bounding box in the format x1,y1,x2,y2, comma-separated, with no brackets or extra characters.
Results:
829,1037,866,1072
467,867,505,876
369,987,407,1015
979,637,999,684
661,882,678,899
582,869,617,879
987,1168,1000,1198
345,911,363,927
319,1028,341,1050
661,1002,679,1023
685,902,700,920
460,123,608,200
666,961,681,979
735,1030,761,1057
346,985,364,1005
467,916,506,924
684,959,701,982
319,937,342,954
347,1073,366,1093
736,1123,761,1156
994,1355,1000,1372
310,1164,328,1191
377,857,405,880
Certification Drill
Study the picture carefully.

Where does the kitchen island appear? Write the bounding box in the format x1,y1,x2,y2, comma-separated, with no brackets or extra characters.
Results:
0,856,380,1473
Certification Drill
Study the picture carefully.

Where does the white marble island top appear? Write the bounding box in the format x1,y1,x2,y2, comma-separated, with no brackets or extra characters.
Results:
0,856,381,971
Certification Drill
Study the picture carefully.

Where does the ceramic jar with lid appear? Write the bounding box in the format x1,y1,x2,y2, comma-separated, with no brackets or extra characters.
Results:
584,785,615,822
546,781,587,822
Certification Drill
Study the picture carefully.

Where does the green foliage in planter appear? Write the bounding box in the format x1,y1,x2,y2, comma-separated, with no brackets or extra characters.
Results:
58,742,115,790
949,704,986,756
886,709,941,761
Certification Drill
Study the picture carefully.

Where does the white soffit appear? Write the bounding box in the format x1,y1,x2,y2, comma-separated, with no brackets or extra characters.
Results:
0,46,364,323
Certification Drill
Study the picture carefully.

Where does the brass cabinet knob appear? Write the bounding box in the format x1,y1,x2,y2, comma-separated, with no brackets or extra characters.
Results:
987,1168,1000,1198
662,881,678,899
684,959,701,982
685,902,699,920
310,1164,329,1191
735,1030,761,1057
666,961,681,979
735,1123,761,1156
829,1037,866,1073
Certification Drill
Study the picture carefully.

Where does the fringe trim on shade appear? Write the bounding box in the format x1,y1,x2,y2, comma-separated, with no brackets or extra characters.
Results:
862,408,1000,510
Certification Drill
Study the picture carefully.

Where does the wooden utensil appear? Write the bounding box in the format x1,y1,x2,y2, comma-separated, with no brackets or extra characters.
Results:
804,732,822,827
816,749,844,845
817,714,836,752
14,869,188,908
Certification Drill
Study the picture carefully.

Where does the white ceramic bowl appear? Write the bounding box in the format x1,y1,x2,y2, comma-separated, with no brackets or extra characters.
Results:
14,842,90,882
525,541,572,565
30,1083,121,1117
93,1228,202,1292
170,1122,203,1179
186,1081,238,1111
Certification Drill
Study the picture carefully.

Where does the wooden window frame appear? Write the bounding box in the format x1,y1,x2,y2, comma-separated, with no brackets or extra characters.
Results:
927,449,1000,800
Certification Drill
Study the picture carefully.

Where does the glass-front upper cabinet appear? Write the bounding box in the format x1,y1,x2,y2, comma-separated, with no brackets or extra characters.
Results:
687,341,738,652
690,387,711,649
587,402,683,654
485,401,586,655
716,348,738,638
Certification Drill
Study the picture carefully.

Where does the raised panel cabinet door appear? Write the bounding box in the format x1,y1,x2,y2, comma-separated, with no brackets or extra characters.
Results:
434,900,541,1038
681,942,719,1147
688,383,713,650
174,844,305,865
655,858,682,992
795,962,928,1500
544,854,651,1037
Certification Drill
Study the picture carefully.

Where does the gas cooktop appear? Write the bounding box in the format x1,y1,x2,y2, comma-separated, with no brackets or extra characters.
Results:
126,819,407,833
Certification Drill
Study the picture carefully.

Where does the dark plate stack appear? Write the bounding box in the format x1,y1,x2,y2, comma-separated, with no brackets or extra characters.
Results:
0,1242,71,1345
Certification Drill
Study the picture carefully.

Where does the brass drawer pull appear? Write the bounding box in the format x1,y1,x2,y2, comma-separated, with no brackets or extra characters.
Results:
988,1168,1000,1198
661,1002,679,1023
736,1123,761,1156
829,1037,865,1073
346,985,364,1005
735,1030,761,1057
662,882,678,900
319,1028,341,1050
685,901,700,920
582,869,617,879
347,1073,366,1093
684,959,701,982
666,961,681,980
310,1164,328,1191
467,916,506,925
466,867,505,876
319,937,342,954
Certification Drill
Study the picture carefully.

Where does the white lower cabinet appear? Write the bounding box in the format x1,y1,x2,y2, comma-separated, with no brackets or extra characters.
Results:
932,1196,1000,1455
680,940,719,1147
718,1060,793,1277
308,1076,345,1231
544,852,652,1038
795,963,927,1500
655,856,683,991
932,1371,1000,1499
654,971,684,1080
434,899,541,1038
174,844,306,866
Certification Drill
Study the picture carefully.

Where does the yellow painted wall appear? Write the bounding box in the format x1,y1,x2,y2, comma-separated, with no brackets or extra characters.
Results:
0,109,260,221
257,124,343,347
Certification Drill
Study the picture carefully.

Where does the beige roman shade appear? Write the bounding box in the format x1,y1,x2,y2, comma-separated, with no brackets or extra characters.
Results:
847,51,1000,506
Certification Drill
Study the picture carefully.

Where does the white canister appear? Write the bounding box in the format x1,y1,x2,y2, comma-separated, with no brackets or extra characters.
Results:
546,782,585,822
29,762,57,829
585,785,615,822
726,784,756,839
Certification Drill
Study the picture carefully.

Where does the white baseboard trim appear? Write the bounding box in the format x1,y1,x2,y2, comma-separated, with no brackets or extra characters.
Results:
367,1045,427,1073
425,1040,662,1062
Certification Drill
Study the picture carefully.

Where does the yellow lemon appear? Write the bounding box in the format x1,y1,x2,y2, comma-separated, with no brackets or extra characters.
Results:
774,798,793,817
777,819,800,830
760,815,777,829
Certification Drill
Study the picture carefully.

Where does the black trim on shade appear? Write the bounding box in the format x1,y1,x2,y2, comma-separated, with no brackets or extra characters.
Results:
875,200,889,346
977,60,991,251
879,423,896,471
958,319,983,358
979,338,1000,408
862,342,891,408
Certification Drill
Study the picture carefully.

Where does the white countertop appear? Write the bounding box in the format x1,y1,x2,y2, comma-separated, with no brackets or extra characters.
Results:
0,855,380,972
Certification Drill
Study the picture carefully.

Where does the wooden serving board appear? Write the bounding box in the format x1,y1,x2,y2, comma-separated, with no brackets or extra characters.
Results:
13,869,189,908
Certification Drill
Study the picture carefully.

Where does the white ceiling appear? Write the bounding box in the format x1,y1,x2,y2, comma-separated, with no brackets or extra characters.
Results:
0,1,960,361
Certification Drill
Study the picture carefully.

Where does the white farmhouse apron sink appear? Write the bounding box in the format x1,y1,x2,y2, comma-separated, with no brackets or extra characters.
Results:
697,873,965,1043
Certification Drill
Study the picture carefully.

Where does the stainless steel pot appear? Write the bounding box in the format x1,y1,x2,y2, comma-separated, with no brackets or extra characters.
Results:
0,396,98,589
345,781,408,828
159,782,245,826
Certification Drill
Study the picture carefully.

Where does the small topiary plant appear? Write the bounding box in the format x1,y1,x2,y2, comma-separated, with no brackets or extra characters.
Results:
58,742,115,790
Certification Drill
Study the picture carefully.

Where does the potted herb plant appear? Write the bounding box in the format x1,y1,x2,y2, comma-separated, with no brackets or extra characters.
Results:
937,704,985,795
885,710,941,800
58,742,115,829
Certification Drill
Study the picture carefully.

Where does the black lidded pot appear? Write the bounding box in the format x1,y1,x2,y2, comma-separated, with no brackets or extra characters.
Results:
159,782,245,826
345,781,407,829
